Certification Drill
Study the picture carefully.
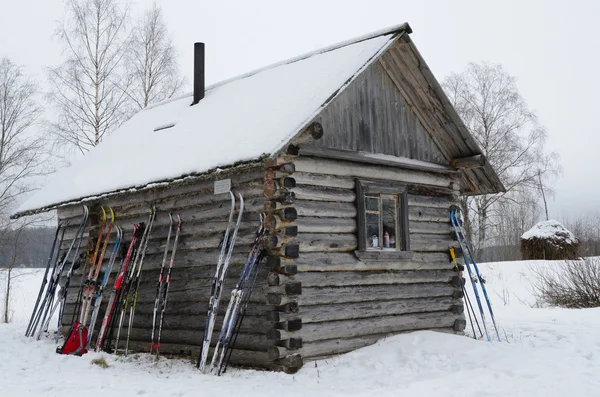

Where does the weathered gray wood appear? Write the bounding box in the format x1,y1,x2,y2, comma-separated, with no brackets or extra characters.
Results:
57,169,265,221
273,311,458,342
409,206,450,222
308,59,448,165
291,252,453,272
410,233,457,252
298,145,455,174
298,283,455,306
293,172,356,189
294,201,356,218
297,233,357,253
292,269,454,287
293,157,453,188
295,217,356,233
290,185,356,203
298,296,458,323
451,154,486,169
409,221,452,235
407,194,451,209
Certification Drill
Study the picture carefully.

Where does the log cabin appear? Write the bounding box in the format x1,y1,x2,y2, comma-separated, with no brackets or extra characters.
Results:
13,22,505,373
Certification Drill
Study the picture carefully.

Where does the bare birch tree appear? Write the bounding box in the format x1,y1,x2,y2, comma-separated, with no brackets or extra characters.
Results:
0,58,46,221
126,2,184,110
443,62,560,260
0,58,48,322
48,0,132,154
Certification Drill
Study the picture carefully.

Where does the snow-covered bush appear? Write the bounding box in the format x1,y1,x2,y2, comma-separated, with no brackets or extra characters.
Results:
533,257,600,308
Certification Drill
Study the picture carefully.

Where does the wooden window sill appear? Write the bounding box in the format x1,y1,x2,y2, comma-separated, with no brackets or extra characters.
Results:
354,250,415,261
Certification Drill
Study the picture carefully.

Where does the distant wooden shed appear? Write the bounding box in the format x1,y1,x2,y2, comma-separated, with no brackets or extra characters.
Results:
13,23,504,373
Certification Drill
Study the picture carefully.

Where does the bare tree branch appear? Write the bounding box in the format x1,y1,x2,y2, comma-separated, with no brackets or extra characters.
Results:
125,2,185,111
47,0,132,155
443,62,561,260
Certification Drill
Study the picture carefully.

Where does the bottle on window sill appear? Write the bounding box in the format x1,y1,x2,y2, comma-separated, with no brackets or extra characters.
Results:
383,231,390,248
371,235,379,248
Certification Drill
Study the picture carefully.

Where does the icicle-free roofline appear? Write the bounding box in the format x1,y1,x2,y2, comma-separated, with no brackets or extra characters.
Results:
144,23,413,112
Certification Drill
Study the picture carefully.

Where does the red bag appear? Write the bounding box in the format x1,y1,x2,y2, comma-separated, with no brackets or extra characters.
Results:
58,321,88,356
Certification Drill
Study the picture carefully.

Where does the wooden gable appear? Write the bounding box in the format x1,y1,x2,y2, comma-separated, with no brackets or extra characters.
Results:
308,60,448,166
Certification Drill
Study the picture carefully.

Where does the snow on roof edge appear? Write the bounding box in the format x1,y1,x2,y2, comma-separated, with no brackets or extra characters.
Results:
144,23,412,112
11,158,266,219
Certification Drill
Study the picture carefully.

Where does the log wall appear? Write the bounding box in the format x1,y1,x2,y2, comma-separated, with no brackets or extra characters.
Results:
57,166,278,370
263,154,465,364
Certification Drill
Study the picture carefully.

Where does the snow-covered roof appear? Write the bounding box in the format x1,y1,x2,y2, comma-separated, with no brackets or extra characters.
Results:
14,24,412,218
521,220,578,244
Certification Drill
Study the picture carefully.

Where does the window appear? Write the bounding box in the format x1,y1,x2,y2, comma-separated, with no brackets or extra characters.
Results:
356,180,410,260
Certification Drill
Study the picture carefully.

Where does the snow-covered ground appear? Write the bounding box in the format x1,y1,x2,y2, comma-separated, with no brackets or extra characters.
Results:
1,261,599,397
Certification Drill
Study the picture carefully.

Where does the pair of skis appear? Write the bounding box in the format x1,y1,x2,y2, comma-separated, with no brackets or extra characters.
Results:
77,208,114,331
450,207,501,342
115,207,157,355
150,214,182,356
35,206,90,341
96,223,145,352
197,192,244,372
207,214,266,375
25,223,66,337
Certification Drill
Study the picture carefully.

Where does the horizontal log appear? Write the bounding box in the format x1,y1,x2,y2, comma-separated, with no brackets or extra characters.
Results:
57,169,265,220
273,311,458,342
407,194,452,209
59,183,265,224
292,252,454,272
293,157,453,188
409,206,450,223
62,217,263,244
294,270,454,287
298,283,456,306
297,233,357,253
295,217,356,233
411,233,457,252
293,172,356,189
297,145,457,175
293,296,459,323
290,185,356,203
295,201,356,218
66,278,267,306
409,220,452,235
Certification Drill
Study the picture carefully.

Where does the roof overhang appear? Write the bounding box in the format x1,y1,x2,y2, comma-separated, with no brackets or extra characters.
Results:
377,34,505,195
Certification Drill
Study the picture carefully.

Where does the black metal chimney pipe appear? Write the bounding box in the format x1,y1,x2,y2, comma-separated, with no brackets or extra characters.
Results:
192,42,205,105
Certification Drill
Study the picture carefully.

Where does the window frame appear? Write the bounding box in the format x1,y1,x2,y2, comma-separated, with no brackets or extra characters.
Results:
356,179,411,260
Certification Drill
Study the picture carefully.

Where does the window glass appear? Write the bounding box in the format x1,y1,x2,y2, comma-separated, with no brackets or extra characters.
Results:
382,196,397,248
365,196,379,211
366,212,380,248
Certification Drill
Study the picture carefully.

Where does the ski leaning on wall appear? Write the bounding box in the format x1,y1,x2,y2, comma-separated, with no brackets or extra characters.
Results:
198,192,244,372
450,207,501,342
208,214,267,375
150,214,182,356
36,206,90,341
25,223,65,337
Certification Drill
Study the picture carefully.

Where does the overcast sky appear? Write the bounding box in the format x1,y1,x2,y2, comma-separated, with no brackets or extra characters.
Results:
1,0,598,220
